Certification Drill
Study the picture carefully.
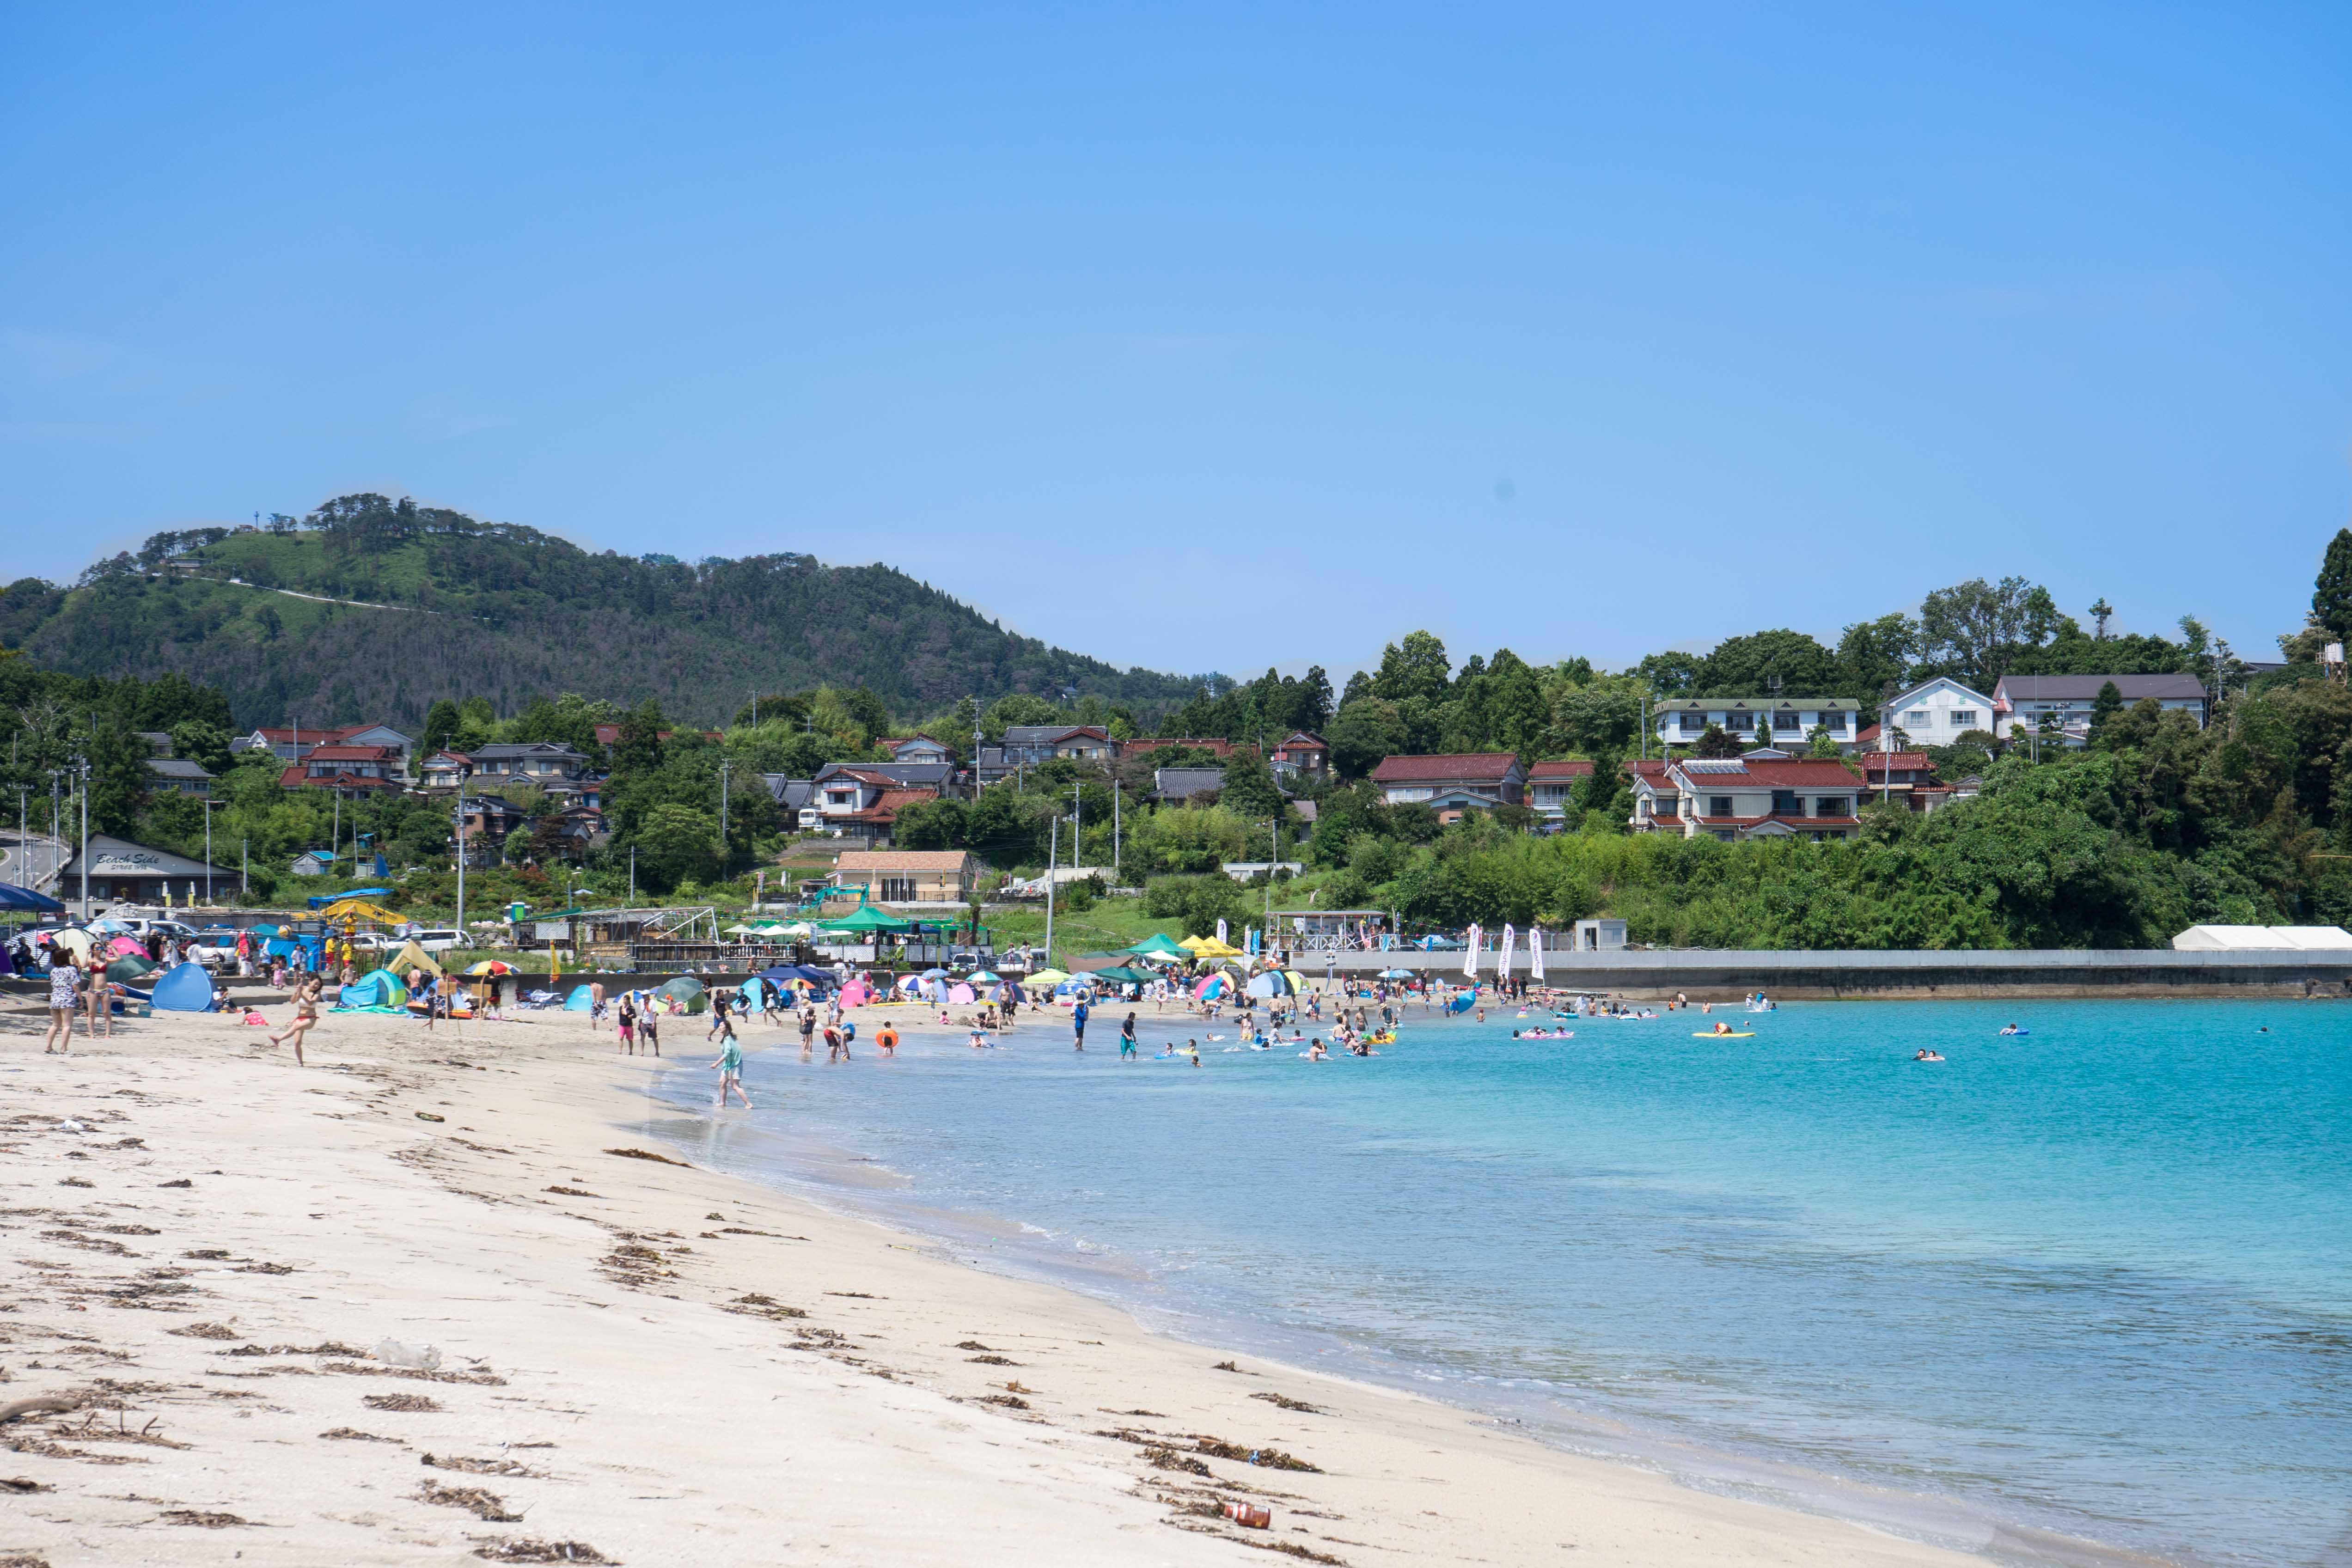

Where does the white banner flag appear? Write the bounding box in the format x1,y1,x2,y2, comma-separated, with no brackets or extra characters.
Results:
1498,923,1517,981
1529,926,1545,982
1463,923,1481,979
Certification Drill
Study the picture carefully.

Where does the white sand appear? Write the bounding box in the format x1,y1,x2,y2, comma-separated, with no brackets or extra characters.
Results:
0,1002,1994,1567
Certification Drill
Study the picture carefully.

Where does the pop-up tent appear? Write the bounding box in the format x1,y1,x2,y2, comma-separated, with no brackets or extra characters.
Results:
654,976,709,1013
388,940,443,979
106,954,158,984
335,969,410,1012
150,963,217,1013
564,984,596,1011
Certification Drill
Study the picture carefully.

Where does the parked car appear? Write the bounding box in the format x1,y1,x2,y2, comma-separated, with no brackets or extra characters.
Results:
108,917,202,945
1412,934,1466,951
411,928,464,954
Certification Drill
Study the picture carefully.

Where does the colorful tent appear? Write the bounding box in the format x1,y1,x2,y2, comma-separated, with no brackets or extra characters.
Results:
1088,965,1157,986
1244,970,1295,999
388,940,443,979
655,976,709,1014
336,969,410,1011
564,984,596,1011
150,963,216,1013
947,982,976,1005
1193,974,1228,1000
105,955,157,983
1123,933,1189,959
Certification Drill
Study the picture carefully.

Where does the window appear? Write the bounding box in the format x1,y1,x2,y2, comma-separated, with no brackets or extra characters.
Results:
1949,710,1978,727
1722,713,1750,732
1772,790,1801,814
1708,795,1734,817
1816,797,1852,818
1823,712,1848,732
1905,710,1930,727
880,876,917,902
1680,713,1706,734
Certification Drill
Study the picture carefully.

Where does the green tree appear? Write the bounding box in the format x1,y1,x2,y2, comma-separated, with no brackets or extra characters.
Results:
634,803,718,891
1219,747,1286,820
1371,631,1452,705
88,710,151,836
2315,528,2352,641
2087,680,2126,747
1691,723,1742,759
1698,629,1840,696
420,699,460,758
1836,613,1919,699
1918,577,2062,689
1326,699,1408,780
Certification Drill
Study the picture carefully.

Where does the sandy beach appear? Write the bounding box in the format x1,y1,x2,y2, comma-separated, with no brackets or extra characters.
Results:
0,1000,1994,1568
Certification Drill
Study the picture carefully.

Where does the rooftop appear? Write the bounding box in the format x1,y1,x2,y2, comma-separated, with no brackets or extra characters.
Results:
1995,673,2206,702
836,849,974,872
1371,752,1521,783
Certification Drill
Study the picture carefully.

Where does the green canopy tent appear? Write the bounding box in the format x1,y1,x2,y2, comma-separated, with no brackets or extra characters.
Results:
1122,933,1189,959
1087,965,1159,986
818,906,916,934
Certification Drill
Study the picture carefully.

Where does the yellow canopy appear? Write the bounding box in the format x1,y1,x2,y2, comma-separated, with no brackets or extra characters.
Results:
388,940,443,980
1190,937,1245,958
319,898,404,925
1177,934,1211,951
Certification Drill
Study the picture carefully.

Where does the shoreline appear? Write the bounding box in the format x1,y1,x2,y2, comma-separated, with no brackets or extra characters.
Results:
2,1005,2123,1567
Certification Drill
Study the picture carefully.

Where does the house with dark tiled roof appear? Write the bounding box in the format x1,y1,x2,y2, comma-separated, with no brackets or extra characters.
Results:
1991,673,2207,745
1371,754,1526,818
1632,756,1863,842
235,722,415,769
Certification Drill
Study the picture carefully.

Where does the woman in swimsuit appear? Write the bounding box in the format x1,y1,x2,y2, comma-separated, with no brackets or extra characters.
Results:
270,977,323,1065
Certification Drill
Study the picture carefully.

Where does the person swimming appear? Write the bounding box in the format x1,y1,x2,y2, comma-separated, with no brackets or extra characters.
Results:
1914,1048,1944,1061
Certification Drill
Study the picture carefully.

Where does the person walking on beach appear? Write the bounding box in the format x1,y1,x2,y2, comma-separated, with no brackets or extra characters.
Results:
709,994,739,1052
1119,1011,1138,1058
709,1033,752,1108
1071,996,1089,1052
706,988,733,1042
269,976,322,1065
44,950,81,1054
798,1002,818,1059
639,1001,661,1057
617,995,637,1055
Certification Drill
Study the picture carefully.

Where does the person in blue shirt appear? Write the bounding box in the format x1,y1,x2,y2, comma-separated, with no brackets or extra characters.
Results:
1071,997,1089,1052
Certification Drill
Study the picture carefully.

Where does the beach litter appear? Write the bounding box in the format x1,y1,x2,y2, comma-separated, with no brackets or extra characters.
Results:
1222,1501,1273,1529
372,1337,443,1370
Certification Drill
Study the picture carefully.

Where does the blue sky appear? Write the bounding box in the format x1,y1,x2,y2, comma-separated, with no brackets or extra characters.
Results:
5,3,2347,680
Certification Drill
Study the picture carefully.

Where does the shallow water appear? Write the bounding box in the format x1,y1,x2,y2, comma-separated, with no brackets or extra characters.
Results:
642,999,2352,1566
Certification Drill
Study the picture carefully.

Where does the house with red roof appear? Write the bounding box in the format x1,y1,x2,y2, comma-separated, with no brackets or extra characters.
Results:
1371,754,1527,820
279,743,405,795
1631,756,1864,842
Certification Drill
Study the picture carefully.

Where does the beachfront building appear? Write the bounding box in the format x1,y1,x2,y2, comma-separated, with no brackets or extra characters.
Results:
1527,759,1594,829
831,848,981,906
279,744,405,796
1372,754,1527,815
1651,698,1860,754
1631,756,1863,842
1990,674,2208,745
60,832,231,907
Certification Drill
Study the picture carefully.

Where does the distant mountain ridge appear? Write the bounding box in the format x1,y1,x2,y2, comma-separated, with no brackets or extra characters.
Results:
0,494,1210,729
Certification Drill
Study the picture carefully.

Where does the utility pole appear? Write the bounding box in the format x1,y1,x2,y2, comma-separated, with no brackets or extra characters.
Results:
453,797,468,938
1112,780,1121,879
629,845,636,907
718,760,731,877
77,751,89,920
200,798,221,904
1069,786,1082,878
241,837,248,896
12,785,24,888
1043,813,1058,968
1265,815,1277,943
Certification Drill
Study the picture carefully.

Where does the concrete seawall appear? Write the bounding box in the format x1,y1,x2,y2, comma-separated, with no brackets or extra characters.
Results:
1302,948,2352,999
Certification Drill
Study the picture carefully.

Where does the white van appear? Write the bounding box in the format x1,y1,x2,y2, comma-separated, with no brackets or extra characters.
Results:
411,929,464,955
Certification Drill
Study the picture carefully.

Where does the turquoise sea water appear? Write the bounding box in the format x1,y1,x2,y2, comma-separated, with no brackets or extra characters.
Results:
641,1000,2352,1566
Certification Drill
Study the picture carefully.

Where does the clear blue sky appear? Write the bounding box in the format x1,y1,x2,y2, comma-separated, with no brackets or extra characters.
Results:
5,4,2347,680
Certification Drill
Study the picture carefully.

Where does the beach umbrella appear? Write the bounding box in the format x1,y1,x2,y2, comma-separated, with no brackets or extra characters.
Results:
1191,937,1245,958
966,970,1001,983
724,922,759,935
1378,968,1416,980
894,974,923,993
105,935,145,958
465,960,515,976
920,967,948,979
1026,967,1069,985
655,976,709,1013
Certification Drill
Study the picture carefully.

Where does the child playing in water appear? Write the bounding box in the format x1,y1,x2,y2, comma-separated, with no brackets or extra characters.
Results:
710,1034,752,1107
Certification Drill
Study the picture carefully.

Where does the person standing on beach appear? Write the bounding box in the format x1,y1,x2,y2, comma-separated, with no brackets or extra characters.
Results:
798,1001,817,1059
269,976,322,1065
617,995,637,1055
44,950,81,1053
640,1002,661,1057
1071,996,1089,1051
589,980,606,1031
706,988,733,1042
1119,1011,1138,1058
876,1021,898,1057
709,1033,752,1108
84,952,114,1039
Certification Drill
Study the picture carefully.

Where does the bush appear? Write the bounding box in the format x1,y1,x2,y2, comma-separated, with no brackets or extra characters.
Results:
1142,872,1250,937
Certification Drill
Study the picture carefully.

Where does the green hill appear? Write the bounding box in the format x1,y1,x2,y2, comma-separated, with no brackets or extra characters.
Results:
0,494,1210,729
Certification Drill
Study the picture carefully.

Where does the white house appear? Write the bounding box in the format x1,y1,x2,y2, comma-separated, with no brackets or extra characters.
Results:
1871,677,1996,746
1652,699,1861,754
1630,756,1864,842
1991,674,2208,746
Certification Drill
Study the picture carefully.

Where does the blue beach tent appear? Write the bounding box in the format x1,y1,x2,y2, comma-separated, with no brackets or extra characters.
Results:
150,963,217,1013
564,984,596,1011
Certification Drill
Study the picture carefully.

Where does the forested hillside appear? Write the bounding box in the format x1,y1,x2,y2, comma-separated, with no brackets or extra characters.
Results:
0,494,1210,729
